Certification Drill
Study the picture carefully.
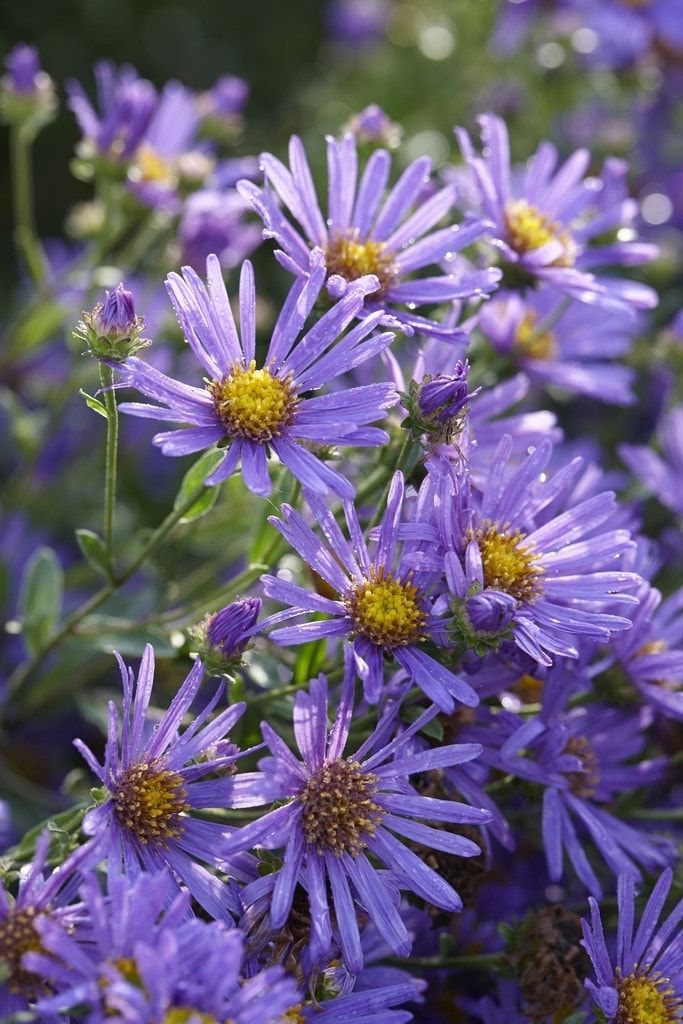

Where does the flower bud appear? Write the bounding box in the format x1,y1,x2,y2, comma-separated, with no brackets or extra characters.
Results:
189,597,261,677
0,44,57,131
417,359,474,424
74,283,150,361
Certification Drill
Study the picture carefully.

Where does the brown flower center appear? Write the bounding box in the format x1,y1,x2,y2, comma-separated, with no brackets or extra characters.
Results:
299,757,383,857
113,757,189,847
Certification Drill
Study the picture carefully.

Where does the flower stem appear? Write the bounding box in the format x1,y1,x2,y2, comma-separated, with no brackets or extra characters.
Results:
99,362,119,579
10,123,46,287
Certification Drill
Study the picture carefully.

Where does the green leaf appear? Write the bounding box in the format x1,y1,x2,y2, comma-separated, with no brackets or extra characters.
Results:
79,388,108,418
18,546,64,657
75,528,110,578
173,448,224,524
293,633,328,686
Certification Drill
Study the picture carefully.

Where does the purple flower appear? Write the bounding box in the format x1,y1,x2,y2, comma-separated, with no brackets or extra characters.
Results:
455,112,658,314
1,43,57,128
238,133,501,340
581,867,683,1020
222,662,490,971
262,471,479,712
0,832,98,1021
116,250,397,500
34,875,300,1024
74,644,255,920
619,404,683,519
342,104,403,148
178,188,262,272
564,0,683,69
427,437,641,665
66,60,157,161
477,287,639,405
417,358,474,423
610,577,683,721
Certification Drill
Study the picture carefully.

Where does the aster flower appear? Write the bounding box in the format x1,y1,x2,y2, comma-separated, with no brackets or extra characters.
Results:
27,869,191,1020
563,0,683,69
178,187,262,272
455,112,658,314
609,577,683,721
619,405,683,520
116,250,397,500
74,643,256,921
427,436,641,665
581,866,683,1022
262,470,479,712
66,60,157,162
476,286,638,405
0,43,57,129
0,831,99,1022
221,660,490,972
238,132,501,340
36,881,300,1024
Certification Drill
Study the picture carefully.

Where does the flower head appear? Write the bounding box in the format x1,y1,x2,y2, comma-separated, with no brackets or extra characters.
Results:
0,43,57,129
222,661,490,971
74,644,255,920
262,471,479,712
189,597,262,678
455,112,658,314
116,250,397,499
427,437,641,665
581,867,683,1021
239,133,501,340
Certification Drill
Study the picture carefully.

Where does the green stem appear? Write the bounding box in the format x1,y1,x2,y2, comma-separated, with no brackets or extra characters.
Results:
99,362,119,578
10,123,46,287
3,479,212,715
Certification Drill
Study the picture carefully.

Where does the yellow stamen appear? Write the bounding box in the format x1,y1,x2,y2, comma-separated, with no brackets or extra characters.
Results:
470,520,544,604
563,735,600,798
617,970,682,1024
325,229,397,293
505,199,576,267
208,360,298,442
515,311,557,361
113,757,188,847
0,905,49,996
299,757,383,857
346,566,428,648
131,142,174,184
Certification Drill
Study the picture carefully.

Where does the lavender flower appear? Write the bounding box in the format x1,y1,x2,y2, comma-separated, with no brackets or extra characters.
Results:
222,661,490,971
455,112,658,314
0,43,57,128
189,596,262,678
581,867,683,1021
477,287,639,405
74,644,255,920
238,132,501,340
67,60,156,161
619,404,683,520
0,832,98,1022
427,438,641,665
262,471,479,712
178,187,262,272
116,250,397,499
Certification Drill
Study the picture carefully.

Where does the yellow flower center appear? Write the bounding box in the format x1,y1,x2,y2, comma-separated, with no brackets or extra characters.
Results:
325,229,397,294
635,639,669,658
511,673,544,704
470,520,544,604
563,735,600,798
0,905,49,996
299,757,383,857
504,199,576,267
208,360,298,442
617,970,683,1024
345,566,428,648
515,311,557,361
113,757,189,847
131,142,175,184
164,1010,219,1024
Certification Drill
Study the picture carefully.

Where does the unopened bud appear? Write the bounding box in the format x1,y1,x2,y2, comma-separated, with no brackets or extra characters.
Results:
189,597,262,677
74,283,150,361
0,44,57,130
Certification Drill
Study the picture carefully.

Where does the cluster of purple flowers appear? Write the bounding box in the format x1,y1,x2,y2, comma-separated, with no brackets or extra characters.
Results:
2,28,683,1024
